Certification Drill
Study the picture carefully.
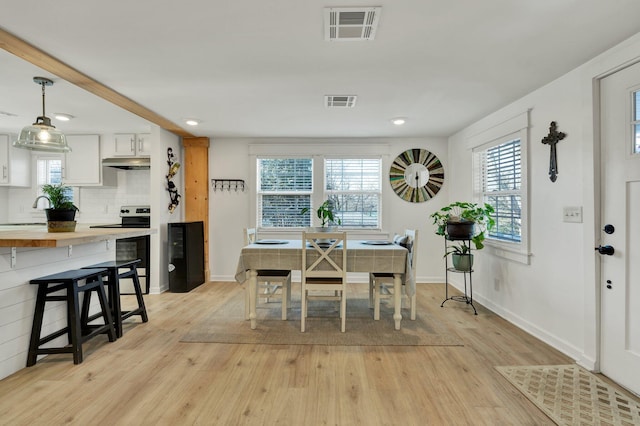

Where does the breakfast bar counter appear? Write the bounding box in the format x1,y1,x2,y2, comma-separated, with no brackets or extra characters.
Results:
0,225,156,248
0,225,157,380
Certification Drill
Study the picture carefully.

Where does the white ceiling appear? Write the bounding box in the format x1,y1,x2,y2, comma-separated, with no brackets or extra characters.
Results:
1,1,640,140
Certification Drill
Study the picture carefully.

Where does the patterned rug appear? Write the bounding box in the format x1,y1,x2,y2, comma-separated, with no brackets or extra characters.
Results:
496,365,640,425
181,289,463,346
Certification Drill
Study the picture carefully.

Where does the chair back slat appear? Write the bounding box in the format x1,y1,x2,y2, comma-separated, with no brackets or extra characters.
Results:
404,229,418,279
244,228,257,245
302,232,347,279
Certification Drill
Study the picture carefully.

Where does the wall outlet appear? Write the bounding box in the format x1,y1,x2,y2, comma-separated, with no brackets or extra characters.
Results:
563,206,582,223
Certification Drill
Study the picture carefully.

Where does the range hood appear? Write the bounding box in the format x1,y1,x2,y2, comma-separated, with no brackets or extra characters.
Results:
102,157,150,170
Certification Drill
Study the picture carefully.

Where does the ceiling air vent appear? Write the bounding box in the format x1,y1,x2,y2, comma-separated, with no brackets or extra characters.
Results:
325,95,357,108
324,7,381,41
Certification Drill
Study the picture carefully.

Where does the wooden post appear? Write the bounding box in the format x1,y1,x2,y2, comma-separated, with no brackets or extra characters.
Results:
182,137,210,281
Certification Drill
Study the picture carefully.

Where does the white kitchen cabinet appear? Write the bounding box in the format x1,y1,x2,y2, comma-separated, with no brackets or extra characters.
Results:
113,133,151,157
63,134,116,186
0,133,31,187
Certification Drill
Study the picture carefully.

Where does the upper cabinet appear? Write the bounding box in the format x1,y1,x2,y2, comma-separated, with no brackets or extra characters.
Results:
63,134,116,186
0,133,31,187
113,133,151,157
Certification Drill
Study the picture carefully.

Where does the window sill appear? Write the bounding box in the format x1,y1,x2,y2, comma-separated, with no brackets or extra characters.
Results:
485,240,531,265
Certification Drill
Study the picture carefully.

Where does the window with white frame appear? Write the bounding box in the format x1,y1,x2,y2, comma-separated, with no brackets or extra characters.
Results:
257,158,312,228
470,111,529,263
256,155,382,229
33,155,75,208
478,138,522,242
325,158,381,228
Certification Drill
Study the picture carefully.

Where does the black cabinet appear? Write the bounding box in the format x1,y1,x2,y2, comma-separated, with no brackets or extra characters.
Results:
168,221,205,292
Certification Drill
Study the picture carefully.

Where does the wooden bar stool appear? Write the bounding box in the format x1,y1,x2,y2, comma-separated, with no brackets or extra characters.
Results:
82,259,148,338
27,268,116,366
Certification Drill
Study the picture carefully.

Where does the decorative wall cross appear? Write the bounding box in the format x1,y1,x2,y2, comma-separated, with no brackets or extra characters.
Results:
541,121,566,182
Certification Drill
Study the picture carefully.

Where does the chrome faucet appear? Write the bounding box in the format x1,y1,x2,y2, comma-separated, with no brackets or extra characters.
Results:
32,195,51,209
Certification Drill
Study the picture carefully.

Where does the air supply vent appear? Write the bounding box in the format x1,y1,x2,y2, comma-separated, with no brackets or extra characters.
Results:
324,7,381,41
325,95,357,108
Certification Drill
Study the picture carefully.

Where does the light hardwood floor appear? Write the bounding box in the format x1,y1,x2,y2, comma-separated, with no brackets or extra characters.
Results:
0,281,619,425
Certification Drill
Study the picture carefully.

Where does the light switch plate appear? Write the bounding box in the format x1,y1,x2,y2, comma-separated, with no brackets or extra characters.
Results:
563,206,582,223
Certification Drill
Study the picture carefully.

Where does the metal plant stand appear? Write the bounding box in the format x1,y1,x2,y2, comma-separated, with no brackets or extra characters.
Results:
441,236,477,315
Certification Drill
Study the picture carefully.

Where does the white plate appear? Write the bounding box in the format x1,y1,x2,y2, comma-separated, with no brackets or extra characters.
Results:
255,240,288,244
362,240,392,245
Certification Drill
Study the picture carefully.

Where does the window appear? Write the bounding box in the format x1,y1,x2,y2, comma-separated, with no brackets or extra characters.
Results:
325,158,381,228
470,110,529,263
257,158,312,228
33,156,75,209
479,139,522,242
256,155,382,229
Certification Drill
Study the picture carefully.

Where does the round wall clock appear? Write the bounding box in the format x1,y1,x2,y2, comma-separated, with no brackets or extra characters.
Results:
389,148,444,203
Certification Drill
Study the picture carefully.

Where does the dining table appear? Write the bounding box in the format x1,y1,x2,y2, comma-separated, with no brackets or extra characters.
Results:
235,239,413,330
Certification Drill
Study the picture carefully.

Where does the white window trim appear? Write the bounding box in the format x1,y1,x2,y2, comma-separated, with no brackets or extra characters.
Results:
249,144,389,235
469,111,531,264
31,153,80,219
324,156,383,229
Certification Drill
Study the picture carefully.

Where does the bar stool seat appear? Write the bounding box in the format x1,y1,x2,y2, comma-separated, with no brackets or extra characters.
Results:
27,268,116,366
82,259,148,338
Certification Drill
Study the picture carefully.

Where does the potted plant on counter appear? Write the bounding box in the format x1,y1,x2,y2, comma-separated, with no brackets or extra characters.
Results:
37,183,78,232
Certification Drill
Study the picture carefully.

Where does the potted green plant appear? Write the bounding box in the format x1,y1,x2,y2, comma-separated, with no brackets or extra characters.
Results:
445,243,474,271
38,183,78,232
301,199,342,230
430,201,495,249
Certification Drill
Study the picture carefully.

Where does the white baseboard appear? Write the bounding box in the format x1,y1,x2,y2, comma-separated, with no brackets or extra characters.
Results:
446,277,584,364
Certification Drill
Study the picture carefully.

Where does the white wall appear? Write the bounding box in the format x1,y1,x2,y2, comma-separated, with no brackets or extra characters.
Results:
209,137,449,284
447,32,640,370
150,126,183,294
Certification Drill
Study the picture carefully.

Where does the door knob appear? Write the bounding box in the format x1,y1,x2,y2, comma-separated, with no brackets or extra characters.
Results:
595,245,615,255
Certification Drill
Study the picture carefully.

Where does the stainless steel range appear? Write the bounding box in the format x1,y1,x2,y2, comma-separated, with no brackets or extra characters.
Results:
91,205,151,228
91,205,151,293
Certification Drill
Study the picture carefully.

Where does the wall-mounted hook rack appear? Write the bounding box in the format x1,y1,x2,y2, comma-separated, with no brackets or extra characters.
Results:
211,179,245,192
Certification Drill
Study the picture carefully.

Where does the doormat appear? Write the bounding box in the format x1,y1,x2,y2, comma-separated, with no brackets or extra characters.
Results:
496,365,640,425
180,290,463,346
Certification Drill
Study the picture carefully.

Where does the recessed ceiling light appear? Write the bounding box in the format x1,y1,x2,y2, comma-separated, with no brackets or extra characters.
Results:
53,113,74,121
185,119,200,126
391,118,406,126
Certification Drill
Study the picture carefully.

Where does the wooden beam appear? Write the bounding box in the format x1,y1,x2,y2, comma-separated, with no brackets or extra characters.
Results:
0,28,195,138
183,137,210,279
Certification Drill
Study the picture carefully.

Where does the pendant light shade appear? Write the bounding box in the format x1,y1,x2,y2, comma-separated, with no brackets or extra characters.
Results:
14,77,71,153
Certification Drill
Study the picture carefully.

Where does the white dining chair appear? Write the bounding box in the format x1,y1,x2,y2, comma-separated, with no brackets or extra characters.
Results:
301,231,348,332
369,229,418,320
243,228,292,320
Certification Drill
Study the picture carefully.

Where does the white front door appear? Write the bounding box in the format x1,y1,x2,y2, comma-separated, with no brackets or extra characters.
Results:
599,61,640,395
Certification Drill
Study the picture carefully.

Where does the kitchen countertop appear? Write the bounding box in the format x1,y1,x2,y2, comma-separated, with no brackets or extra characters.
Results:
0,225,156,248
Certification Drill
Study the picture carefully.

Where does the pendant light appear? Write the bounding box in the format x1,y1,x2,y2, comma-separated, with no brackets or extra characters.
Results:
13,77,71,152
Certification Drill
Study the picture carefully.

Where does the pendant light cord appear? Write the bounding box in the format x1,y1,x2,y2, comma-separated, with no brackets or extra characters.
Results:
41,80,46,118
